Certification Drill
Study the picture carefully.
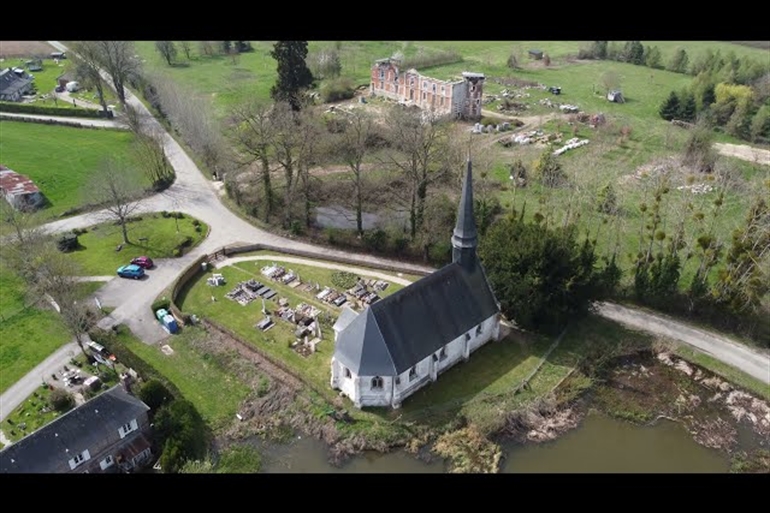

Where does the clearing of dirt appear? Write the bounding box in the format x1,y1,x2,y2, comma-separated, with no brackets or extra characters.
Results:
714,143,770,166
0,41,57,59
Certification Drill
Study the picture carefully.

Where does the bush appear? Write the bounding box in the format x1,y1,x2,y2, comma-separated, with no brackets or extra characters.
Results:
363,229,388,252
320,77,356,103
331,271,359,289
48,388,75,412
0,102,103,118
138,379,174,410
151,297,171,313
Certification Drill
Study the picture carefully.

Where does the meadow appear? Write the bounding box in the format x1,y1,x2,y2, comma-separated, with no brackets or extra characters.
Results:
0,120,141,220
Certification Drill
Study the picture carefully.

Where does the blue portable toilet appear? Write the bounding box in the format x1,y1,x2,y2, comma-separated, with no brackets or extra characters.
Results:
162,313,179,334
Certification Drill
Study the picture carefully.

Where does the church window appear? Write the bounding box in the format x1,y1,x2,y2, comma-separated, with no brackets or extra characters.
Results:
408,367,417,382
476,324,482,336
439,347,447,361
432,354,438,362
343,367,351,379
465,333,471,342
395,377,401,385
371,376,383,390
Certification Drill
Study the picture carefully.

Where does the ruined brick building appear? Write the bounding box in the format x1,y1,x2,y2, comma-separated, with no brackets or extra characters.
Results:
369,58,485,121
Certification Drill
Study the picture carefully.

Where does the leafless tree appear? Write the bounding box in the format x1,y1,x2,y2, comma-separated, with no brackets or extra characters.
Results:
380,106,451,239
179,41,193,61
69,41,110,114
92,158,145,244
121,103,174,189
295,108,327,229
29,247,99,355
334,108,378,236
155,41,177,66
146,72,226,177
271,102,304,228
225,99,276,221
88,41,141,104
198,41,215,57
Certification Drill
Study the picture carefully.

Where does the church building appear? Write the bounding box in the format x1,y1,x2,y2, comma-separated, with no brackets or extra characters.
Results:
330,158,502,409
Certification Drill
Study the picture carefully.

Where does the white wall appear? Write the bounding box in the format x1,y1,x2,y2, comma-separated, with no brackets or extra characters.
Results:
331,315,500,409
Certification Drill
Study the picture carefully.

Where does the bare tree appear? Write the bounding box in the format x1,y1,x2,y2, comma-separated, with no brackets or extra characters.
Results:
122,103,174,189
29,247,99,356
146,72,226,177
92,159,145,244
271,102,304,228
89,41,141,104
334,108,378,237
380,106,451,239
155,41,177,66
69,41,110,114
179,41,193,60
296,108,327,229
225,99,276,221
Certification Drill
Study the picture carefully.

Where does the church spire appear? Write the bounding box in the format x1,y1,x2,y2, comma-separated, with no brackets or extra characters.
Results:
451,157,478,271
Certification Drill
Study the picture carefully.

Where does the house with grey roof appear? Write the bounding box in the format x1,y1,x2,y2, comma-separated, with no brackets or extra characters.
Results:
0,67,35,102
330,158,502,409
0,383,154,474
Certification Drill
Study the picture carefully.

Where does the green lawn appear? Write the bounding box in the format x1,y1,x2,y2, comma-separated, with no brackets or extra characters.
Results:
176,254,413,396
65,213,208,276
132,41,770,118
0,120,141,220
115,326,250,427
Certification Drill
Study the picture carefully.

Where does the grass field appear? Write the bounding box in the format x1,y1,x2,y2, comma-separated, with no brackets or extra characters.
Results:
176,259,407,395
132,41,770,117
0,120,141,220
65,213,208,276
113,325,250,427
0,261,106,394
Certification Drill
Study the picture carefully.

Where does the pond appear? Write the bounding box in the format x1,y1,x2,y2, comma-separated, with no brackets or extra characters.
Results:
258,412,731,473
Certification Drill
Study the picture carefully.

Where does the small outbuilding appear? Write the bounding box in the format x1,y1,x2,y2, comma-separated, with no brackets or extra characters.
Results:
0,165,45,210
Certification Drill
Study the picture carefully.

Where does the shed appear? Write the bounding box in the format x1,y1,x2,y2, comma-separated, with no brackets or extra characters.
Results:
607,90,625,103
0,166,45,210
26,59,43,72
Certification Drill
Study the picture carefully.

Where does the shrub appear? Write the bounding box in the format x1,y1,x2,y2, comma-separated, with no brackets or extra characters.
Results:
320,77,356,103
331,271,359,289
138,379,174,411
48,388,75,412
363,229,388,252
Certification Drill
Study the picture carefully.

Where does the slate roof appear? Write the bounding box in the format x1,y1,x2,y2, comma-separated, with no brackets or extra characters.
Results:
451,159,478,251
0,68,34,98
333,306,359,333
0,385,150,474
334,259,499,376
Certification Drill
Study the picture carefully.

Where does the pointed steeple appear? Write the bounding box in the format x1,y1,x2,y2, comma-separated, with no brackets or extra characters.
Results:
451,158,478,271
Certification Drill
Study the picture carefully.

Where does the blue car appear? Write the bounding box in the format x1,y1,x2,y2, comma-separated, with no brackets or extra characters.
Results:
117,264,145,280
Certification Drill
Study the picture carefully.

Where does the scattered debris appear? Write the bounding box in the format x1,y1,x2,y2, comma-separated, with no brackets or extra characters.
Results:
676,184,714,194
553,138,589,156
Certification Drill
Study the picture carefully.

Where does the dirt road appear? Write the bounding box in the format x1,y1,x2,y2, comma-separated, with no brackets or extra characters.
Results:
714,143,770,166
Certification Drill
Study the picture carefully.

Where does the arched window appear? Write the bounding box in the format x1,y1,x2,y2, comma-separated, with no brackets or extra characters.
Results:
371,376,383,390
343,367,351,379
408,367,417,382
439,347,447,360
476,324,483,336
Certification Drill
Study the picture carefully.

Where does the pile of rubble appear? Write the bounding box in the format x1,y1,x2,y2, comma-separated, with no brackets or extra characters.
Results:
676,184,714,194
471,121,515,134
552,137,589,156
502,129,563,147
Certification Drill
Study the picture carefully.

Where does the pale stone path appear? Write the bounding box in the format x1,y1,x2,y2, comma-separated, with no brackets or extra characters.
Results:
217,255,417,287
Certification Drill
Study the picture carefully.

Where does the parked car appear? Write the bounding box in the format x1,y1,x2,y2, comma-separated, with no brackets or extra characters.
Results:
117,264,145,280
130,256,154,269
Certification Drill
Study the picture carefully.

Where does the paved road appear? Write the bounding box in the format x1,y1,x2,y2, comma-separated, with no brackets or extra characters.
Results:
595,302,770,385
0,341,81,422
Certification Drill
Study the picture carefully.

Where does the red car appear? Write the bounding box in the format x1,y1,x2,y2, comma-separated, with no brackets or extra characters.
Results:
130,256,154,269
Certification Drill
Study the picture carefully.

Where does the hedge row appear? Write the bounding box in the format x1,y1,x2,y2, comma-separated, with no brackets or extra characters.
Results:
0,102,113,119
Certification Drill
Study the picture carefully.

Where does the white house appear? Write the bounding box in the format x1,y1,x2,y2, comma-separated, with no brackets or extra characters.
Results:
330,158,503,409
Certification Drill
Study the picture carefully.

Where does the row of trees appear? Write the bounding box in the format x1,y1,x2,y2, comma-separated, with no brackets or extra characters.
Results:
659,73,770,143
154,41,254,66
578,41,770,85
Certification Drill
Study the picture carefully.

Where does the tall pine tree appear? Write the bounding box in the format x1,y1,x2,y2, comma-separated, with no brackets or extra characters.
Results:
270,41,314,112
